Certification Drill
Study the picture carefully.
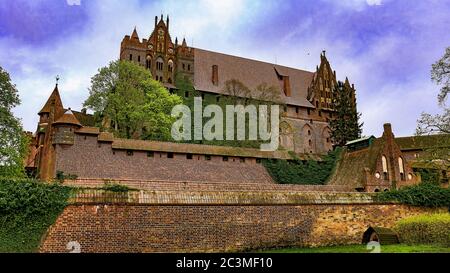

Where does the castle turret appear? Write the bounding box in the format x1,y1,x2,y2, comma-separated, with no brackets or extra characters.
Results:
53,108,82,146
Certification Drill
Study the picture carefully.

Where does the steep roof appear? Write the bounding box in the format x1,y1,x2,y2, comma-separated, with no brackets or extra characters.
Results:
39,85,63,114
193,48,315,108
395,134,450,151
53,109,82,127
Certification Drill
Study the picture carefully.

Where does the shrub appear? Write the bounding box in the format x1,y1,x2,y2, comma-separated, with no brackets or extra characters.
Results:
102,181,134,192
376,183,450,207
395,213,450,247
263,148,342,185
0,177,72,252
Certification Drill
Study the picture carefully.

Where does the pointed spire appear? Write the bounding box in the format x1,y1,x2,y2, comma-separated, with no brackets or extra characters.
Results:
166,15,169,29
182,37,187,47
39,83,63,115
155,16,158,28
131,27,139,40
175,37,178,46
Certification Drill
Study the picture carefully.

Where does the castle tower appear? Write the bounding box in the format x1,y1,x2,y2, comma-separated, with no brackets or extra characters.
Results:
36,83,65,180
119,15,194,87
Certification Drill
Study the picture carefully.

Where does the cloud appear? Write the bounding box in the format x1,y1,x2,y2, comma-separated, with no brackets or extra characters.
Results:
1,0,449,138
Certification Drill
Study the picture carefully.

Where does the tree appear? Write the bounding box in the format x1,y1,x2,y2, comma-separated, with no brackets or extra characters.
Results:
223,79,251,105
416,46,450,135
83,60,182,140
0,66,28,177
329,81,363,146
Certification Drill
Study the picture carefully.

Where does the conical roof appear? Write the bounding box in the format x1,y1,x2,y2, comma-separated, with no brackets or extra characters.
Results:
53,109,82,127
39,84,63,114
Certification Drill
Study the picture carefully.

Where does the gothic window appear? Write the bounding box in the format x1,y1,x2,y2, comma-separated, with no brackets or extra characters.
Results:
129,54,133,61
138,56,141,63
182,63,186,70
168,60,174,73
188,64,191,71
146,56,152,69
398,157,405,181
382,155,389,180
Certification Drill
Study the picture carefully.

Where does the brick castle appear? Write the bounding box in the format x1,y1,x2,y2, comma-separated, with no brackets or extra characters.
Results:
25,15,449,192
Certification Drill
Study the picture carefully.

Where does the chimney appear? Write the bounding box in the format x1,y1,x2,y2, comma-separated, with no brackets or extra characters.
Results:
383,123,392,135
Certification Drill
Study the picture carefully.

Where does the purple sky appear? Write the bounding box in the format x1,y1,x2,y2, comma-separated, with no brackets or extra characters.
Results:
1,0,449,137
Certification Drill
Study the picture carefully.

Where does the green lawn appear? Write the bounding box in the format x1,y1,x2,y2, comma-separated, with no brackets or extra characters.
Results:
257,244,450,253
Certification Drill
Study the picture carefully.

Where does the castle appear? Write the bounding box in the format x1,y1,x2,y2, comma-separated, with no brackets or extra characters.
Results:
119,15,356,155
25,15,449,192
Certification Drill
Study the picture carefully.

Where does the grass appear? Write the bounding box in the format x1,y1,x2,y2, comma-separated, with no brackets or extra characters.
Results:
257,244,450,253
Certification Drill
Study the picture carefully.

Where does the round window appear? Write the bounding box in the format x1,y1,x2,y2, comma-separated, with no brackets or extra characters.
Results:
375,172,381,179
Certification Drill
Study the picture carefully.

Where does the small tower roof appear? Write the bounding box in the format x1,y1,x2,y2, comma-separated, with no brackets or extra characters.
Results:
53,108,82,127
39,84,63,114
131,27,139,40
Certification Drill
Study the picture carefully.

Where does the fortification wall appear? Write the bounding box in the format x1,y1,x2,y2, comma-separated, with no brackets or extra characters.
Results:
40,190,441,253
55,134,273,183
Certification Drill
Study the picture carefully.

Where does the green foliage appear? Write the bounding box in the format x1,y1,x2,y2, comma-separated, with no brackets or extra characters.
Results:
417,168,441,185
395,213,450,247
102,181,134,192
84,60,182,140
0,178,72,252
329,81,363,146
174,76,284,148
0,66,29,178
55,171,78,182
376,183,450,207
263,148,342,185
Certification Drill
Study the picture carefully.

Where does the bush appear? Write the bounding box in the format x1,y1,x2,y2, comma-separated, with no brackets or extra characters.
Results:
263,148,342,185
395,213,450,247
0,178,72,252
376,183,450,207
102,181,134,192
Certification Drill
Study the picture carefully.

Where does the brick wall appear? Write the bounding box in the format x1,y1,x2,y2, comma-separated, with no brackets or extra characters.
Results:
40,191,441,253
55,134,273,183
63,178,356,192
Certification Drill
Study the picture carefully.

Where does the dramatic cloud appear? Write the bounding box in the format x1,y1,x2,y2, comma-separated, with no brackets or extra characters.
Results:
1,0,449,137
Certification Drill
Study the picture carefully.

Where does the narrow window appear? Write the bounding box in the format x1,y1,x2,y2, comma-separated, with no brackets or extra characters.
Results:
147,151,154,158
201,93,205,100
308,130,311,136
129,54,132,61
307,108,311,115
188,64,191,71
296,107,299,114
186,154,193,160
223,156,229,162
183,63,186,70
256,159,262,164
127,150,134,156
185,91,189,98
205,155,211,161
167,153,174,159
240,158,245,163
216,96,220,103
138,56,141,62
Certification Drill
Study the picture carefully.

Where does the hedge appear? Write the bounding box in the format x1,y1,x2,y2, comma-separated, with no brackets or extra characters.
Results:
0,178,72,252
395,213,450,247
376,183,450,207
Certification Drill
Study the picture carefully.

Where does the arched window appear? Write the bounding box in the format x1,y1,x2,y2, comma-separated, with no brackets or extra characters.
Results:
398,157,405,181
156,57,164,71
146,55,152,70
168,60,174,73
382,155,389,180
